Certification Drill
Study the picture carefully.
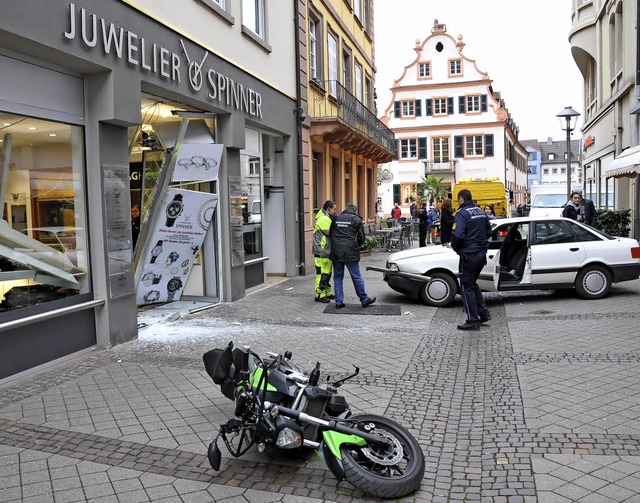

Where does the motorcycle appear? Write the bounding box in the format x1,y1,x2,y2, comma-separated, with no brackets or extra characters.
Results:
203,341,425,499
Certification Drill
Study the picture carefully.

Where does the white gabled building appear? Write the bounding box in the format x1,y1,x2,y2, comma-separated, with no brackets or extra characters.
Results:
378,20,527,217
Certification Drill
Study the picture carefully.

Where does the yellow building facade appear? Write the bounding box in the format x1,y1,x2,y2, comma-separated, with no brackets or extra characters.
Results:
297,0,395,273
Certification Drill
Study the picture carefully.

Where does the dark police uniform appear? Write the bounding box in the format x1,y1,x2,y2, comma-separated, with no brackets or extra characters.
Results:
451,199,492,327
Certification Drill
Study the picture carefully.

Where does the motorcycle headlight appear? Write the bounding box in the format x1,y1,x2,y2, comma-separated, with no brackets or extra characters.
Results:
388,263,399,272
274,416,303,449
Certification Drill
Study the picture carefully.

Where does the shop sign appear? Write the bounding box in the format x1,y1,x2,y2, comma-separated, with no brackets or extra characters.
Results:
63,2,264,118
173,143,223,183
583,135,595,150
136,188,218,305
378,169,393,183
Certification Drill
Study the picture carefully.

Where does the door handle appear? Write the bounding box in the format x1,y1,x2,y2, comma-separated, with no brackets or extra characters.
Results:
569,247,579,252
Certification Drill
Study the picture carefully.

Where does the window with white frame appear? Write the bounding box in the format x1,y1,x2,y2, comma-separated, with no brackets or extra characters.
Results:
548,153,555,160
449,59,462,75
309,18,318,81
328,32,338,96
400,139,417,159
434,97,447,115
432,137,450,163
543,168,549,175
552,168,558,174
418,62,430,78
354,62,363,102
354,0,362,20
401,100,415,117
561,167,566,174
242,0,266,39
465,135,483,156
466,95,480,112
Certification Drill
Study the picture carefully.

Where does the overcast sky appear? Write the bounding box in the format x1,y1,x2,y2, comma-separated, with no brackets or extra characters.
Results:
374,0,583,142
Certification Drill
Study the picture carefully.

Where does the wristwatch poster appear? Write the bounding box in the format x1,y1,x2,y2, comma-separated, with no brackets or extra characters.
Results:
165,193,184,227
150,240,163,263
166,276,184,301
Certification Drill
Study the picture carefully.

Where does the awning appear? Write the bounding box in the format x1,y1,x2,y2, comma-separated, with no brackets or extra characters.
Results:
605,145,640,178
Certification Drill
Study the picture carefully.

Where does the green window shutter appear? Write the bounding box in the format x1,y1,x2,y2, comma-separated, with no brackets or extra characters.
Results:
454,135,464,158
418,137,427,159
425,98,432,116
481,94,488,112
458,96,466,113
485,134,494,157
415,99,422,116
394,101,401,118
447,97,454,114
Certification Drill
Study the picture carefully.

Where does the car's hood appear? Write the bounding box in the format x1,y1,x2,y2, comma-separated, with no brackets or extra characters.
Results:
388,245,455,263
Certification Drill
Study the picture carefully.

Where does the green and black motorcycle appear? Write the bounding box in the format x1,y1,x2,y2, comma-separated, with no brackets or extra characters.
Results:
203,341,425,499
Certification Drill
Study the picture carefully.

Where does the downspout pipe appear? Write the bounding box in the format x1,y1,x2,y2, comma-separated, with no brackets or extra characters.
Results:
293,0,306,275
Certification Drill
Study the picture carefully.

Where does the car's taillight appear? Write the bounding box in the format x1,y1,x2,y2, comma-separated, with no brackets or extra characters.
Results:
631,247,640,259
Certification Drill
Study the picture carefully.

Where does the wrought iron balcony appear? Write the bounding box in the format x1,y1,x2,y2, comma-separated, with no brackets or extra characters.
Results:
423,160,457,176
309,79,396,157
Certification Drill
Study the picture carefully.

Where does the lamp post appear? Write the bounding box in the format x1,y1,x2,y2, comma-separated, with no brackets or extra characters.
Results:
556,106,581,199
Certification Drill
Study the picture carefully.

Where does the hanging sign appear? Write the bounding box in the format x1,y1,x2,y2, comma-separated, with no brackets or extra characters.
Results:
172,143,223,182
135,188,218,305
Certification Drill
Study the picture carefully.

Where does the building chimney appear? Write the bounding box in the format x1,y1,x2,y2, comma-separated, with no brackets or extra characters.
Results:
547,137,553,144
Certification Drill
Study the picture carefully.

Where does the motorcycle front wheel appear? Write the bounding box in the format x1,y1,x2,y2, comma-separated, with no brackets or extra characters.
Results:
341,413,425,499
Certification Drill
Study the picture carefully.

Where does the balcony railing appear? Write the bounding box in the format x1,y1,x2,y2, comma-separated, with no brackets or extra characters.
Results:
309,79,396,155
423,160,457,175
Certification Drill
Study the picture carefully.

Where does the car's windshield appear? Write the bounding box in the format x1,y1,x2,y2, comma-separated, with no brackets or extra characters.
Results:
532,194,567,207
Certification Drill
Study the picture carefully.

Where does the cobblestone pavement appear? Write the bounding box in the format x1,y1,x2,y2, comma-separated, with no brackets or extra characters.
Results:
1,248,640,502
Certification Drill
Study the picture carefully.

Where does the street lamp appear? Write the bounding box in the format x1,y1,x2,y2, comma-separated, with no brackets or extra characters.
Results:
556,106,581,199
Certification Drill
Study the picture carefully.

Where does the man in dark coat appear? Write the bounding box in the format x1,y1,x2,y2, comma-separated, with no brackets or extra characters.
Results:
579,194,597,227
330,203,376,309
451,189,492,331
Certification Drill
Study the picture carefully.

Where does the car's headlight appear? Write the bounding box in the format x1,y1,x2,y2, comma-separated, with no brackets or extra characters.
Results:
388,263,399,272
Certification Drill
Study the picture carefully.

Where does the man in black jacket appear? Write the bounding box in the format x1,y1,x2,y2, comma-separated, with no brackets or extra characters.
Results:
579,193,597,227
451,189,492,330
330,203,376,309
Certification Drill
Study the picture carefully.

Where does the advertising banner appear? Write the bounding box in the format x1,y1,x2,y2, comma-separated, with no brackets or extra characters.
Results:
136,188,218,305
172,143,223,182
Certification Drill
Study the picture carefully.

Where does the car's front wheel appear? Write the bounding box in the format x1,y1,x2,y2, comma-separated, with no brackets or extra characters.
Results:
419,272,457,307
574,265,612,300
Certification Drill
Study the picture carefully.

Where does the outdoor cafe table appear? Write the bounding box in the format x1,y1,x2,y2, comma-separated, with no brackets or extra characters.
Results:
374,227,397,250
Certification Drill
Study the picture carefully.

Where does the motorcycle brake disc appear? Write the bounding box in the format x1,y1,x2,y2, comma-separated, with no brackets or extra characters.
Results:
360,429,404,466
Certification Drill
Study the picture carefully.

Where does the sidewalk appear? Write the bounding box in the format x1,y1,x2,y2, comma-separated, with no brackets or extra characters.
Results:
1,249,640,502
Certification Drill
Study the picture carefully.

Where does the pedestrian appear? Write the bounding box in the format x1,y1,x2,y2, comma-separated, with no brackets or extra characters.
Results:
426,204,439,244
417,202,429,247
579,194,597,227
439,198,454,245
330,203,376,309
484,204,496,220
409,200,417,218
131,204,141,249
451,189,492,331
563,192,582,220
313,200,338,303
391,203,402,222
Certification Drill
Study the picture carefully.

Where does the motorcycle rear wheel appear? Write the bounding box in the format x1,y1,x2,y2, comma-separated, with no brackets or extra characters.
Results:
340,413,425,499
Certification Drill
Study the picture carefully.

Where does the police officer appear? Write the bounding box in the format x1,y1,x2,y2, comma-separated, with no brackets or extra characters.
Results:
451,189,492,330
313,200,338,303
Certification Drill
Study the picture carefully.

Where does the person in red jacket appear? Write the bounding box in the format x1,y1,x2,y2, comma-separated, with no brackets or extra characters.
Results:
390,203,402,221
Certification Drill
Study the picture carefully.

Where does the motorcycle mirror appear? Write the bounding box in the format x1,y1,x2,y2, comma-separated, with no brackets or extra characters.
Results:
207,440,222,471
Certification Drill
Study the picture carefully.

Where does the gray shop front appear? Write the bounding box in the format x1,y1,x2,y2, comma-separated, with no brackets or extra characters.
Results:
0,0,298,379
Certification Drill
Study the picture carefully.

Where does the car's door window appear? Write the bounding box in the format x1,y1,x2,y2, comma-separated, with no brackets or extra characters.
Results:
534,221,575,245
488,224,511,250
565,221,602,242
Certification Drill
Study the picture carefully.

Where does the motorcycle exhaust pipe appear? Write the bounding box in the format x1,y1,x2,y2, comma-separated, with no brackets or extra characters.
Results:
265,402,390,448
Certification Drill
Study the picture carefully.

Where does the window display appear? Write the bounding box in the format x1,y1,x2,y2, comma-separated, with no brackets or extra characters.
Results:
0,112,89,313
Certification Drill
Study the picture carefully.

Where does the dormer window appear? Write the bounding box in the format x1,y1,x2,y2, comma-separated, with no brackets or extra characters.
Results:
548,153,556,160
449,59,462,76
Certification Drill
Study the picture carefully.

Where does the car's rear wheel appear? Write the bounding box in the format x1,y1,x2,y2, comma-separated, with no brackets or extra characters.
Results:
419,272,457,307
574,265,612,299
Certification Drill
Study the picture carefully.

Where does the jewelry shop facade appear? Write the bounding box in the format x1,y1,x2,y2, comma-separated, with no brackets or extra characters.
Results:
0,0,299,379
